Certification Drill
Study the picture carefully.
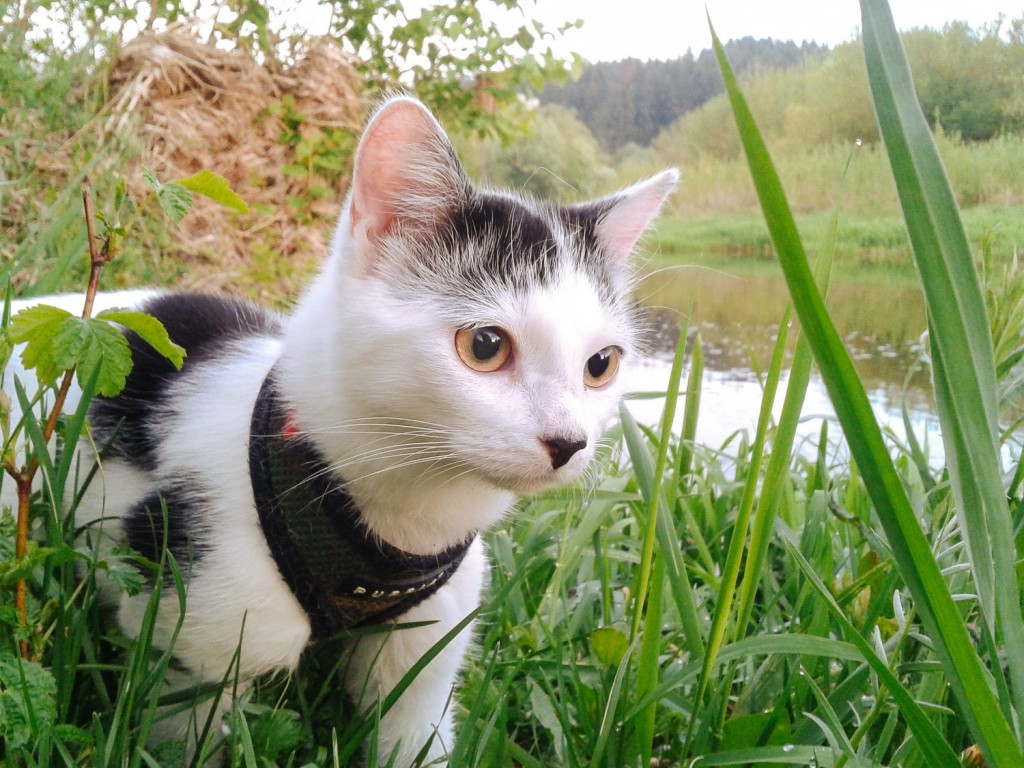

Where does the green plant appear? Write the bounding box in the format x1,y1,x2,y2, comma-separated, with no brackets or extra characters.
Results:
0,170,246,762
705,0,1024,763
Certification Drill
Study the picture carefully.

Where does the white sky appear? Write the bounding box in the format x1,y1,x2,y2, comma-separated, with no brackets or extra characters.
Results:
522,0,1023,62
277,1,1024,64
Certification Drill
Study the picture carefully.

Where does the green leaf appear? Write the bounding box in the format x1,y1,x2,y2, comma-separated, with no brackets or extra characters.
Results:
860,0,1024,730
9,304,75,385
247,707,305,760
709,12,1022,767
175,169,249,214
156,182,192,223
99,547,146,597
0,655,58,751
141,166,193,223
140,166,161,192
51,317,133,397
97,310,185,369
590,627,629,668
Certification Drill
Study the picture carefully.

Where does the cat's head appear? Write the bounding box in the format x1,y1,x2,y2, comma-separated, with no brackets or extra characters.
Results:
315,97,676,496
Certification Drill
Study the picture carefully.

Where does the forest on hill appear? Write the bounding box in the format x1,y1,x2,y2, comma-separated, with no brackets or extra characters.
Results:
459,17,1024,220
539,19,1024,153
540,38,828,149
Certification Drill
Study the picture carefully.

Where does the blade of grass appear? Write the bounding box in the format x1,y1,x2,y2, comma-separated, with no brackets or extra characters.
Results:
708,14,1023,766
620,322,698,764
334,608,479,764
676,313,701,482
628,306,689,640
779,527,960,768
685,303,791,752
620,404,704,661
861,0,1024,725
735,141,853,639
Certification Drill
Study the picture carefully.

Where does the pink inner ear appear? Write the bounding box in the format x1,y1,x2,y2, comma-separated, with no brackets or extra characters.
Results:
598,170,679,262
349,98,457,246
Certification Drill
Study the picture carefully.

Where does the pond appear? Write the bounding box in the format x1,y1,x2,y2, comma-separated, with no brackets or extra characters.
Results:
623,262,946,462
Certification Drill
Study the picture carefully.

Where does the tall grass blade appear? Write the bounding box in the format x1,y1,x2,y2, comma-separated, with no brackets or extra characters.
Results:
708,14,1024,765
676,332,702,482
780,529,960,768
735,141,851,638
687,303,790,750
860,0,1024,723
628,309,688,640
334,608,479,764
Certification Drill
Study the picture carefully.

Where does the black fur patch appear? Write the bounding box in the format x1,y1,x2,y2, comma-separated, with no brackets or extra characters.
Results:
560,200,618,298
89,293,282,471
409,190,622,305
123,477,210,582
451,193,559,285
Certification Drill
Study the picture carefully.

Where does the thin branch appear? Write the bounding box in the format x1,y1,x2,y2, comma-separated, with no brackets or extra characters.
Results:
13,186,109,659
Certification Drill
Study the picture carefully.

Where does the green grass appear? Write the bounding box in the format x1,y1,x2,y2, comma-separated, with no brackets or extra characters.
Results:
4,0,1024,765
648,205,1024,275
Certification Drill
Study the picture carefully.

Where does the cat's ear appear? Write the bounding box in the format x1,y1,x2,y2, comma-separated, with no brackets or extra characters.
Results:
348,96,468,248
595,170,679,263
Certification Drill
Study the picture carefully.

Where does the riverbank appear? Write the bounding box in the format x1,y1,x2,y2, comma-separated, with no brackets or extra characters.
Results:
647,204,1024,276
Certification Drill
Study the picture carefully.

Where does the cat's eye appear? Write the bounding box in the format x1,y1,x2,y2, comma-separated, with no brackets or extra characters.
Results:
584,346,620,388
455,326,512,372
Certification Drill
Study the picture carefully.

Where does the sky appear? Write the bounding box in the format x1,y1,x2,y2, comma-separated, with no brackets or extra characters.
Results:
520,0,1023,62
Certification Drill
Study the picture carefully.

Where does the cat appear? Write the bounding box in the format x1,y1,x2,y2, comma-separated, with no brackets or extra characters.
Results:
15,96,677,765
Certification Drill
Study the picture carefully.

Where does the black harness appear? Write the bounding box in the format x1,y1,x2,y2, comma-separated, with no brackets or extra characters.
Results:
248,369,474,639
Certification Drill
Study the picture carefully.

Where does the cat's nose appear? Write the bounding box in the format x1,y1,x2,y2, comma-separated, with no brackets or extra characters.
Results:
541,436,587,470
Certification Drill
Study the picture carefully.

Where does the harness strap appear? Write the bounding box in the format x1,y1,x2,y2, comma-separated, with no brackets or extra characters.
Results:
249,368,474,639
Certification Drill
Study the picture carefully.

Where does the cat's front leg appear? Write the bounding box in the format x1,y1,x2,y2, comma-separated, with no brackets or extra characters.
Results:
344,540,486,767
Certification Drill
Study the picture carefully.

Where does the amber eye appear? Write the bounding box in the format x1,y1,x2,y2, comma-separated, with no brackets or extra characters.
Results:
584,346,620,388
455,326,512,372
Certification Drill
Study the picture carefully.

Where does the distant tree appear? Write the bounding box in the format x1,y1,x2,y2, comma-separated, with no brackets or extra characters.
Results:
540,38,826,149
0,0,578,140
455,105,614,202
903,21,1021,141
648,16,1024,170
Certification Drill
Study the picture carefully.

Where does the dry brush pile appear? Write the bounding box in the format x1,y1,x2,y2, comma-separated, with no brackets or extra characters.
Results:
4,31,367,300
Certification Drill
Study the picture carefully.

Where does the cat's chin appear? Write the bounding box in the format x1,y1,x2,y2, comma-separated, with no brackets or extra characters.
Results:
486,467,586,497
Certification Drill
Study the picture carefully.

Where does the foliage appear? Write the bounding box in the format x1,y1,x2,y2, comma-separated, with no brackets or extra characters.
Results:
2,1,1024,766
709,0,1024,764
319,0,582,139
543,17,1024,156
454,105,615,202
652,17,1024,164
0,0,578,301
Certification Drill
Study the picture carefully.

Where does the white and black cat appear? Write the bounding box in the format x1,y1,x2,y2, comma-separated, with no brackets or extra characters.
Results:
24,97,677,765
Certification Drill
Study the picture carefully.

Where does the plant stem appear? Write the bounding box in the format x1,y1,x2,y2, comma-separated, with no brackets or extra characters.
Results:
12,186,108,659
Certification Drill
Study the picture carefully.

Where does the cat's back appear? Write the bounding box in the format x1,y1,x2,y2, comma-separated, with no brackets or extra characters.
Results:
88,292,284,472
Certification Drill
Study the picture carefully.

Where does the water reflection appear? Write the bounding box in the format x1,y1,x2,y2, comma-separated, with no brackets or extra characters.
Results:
627,265,943,461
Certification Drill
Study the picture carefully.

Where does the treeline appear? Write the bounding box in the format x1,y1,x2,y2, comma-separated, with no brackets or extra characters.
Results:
540,38,827,149
542,19,1024,153
458,18,1024,218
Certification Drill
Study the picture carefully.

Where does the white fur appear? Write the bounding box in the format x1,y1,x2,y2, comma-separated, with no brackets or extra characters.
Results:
6,97,676,766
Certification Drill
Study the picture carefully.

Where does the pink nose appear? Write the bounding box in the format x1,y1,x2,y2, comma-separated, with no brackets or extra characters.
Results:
540,436,587,470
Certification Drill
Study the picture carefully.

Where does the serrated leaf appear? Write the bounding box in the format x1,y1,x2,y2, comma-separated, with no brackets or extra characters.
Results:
157,182,192,224
98,310,185,369
9,304,75,385
101,548,146,596
175,170,249,214
71,319,133,398
140,167,194,223
248,708,306,759
141,166,161,192
0,655,57,750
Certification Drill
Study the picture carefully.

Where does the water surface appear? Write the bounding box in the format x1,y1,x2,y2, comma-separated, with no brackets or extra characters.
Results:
625,264,943,461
